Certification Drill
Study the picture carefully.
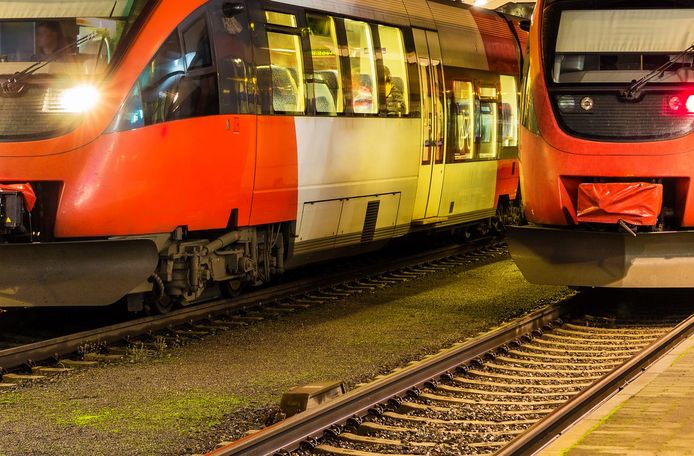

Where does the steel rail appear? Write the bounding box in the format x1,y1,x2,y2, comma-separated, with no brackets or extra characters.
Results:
498,312,694,456
0,240,498,373
207,301,572,456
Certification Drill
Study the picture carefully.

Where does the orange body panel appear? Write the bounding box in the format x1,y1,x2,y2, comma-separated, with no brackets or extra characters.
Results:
495,159,519,206
249,116,299,226
1,115,258,237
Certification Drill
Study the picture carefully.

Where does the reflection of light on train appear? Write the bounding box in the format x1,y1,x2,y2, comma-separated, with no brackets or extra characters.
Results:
0,0,526,312
509,0,694,288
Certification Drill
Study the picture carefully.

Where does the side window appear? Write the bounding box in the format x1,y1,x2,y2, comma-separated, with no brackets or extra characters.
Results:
137,14,219,126
307,13,343,114
378,25,409,115
209,0,254,114
447,80,475,162
521,62,540,135
477,86,498,160
139,31,185,125
265,11,306,113
175,15,219,120
500,75,518,147
183,15,213,70
344,19,378,114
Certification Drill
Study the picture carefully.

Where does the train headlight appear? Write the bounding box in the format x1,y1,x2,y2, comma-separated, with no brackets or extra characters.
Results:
58,84,101,113
580,97,594,111
557,95,576,112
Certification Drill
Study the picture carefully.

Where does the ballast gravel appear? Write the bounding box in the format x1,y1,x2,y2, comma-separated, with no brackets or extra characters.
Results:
0,255,569,456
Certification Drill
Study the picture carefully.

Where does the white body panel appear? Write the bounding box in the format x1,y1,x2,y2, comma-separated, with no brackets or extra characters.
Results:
439,161,498,216
294,117,419,252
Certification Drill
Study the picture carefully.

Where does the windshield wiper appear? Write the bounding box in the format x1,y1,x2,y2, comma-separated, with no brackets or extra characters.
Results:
622,42,694,101
0,32,97,97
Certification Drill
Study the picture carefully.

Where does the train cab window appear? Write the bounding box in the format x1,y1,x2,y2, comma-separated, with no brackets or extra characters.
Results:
307,13,343,114
265,12,305,114
175,15,219,120
448,81,475,162
183,16,213,70
208,0,254,114
128,12,219,128
138,31,186,125
477,87,498,160
499,75,518,148
344,19,378,114
378,25,409,116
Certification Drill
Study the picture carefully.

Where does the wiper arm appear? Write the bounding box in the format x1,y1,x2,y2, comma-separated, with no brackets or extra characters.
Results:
0,32,97,96
622,42,694,101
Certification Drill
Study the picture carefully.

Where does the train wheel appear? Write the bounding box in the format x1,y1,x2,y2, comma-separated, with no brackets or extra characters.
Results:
221,279,244,298
145,274,175,314
144,294,174,314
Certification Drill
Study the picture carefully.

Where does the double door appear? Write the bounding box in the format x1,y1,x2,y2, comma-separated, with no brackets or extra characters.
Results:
412,29,447,221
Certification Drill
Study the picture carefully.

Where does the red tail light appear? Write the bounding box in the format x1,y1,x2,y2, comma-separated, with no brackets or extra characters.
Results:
666,95,694,114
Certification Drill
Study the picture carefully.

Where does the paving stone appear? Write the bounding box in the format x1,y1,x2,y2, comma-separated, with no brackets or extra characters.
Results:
542,334,694,455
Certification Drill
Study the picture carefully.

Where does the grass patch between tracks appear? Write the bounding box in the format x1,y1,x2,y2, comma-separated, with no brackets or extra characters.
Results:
54,391,246,434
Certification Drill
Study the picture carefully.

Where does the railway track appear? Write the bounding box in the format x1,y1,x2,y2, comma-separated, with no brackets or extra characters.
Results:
0,238,505,384
208,299,694,456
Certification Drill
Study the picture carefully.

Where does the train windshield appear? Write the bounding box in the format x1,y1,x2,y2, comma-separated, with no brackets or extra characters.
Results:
0,0,152,140
0,1,151,75
552,9,694,84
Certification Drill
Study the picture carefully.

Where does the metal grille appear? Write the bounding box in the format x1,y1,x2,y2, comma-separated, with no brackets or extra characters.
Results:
361,201,380,243
0,85,78,140
555,93,694,141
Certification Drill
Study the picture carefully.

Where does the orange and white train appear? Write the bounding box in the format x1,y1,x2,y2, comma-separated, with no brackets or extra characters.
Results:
0,0,526,311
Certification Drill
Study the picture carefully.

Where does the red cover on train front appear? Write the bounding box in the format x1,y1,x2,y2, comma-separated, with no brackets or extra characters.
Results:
0,183,36,211
576,182,663,226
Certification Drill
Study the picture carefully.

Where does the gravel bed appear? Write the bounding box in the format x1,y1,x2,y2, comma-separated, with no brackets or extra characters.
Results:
0,256,570,456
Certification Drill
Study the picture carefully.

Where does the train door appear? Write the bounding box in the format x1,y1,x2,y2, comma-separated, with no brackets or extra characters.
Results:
411,29,447,222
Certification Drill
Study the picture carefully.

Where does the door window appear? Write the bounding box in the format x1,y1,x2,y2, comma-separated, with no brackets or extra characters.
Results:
209,0,253,114
477,87,498,159
448,80,475,161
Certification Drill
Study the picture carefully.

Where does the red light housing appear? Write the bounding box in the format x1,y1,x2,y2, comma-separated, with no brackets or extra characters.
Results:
687,95,694,113
666,94,694,115
669,96,683,111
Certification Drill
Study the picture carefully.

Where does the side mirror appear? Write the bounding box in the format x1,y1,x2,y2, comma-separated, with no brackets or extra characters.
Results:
519,19,531,32
223,2,245,17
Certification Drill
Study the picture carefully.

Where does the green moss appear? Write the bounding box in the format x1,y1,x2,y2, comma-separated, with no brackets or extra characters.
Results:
55,392,244,435
0,392,21,406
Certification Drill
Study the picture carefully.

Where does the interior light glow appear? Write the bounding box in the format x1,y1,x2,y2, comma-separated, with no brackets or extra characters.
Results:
473,0,488,6
59,84,101,113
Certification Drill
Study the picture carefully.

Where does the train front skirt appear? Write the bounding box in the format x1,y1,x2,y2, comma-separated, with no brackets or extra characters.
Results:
0,239,159,307
508,226,694,288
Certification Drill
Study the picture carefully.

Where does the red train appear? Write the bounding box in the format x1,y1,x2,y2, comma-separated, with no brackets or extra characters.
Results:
509,0,694,287
0,0,525,311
